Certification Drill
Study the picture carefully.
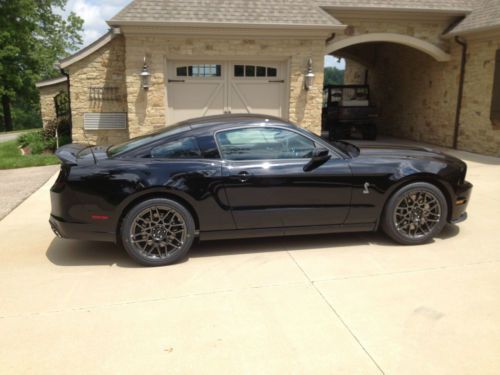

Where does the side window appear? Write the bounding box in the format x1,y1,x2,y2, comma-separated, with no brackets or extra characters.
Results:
150,137,202,159
216,127,316,161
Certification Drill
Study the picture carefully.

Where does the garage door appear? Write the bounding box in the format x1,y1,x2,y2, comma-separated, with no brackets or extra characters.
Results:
166,61,286,124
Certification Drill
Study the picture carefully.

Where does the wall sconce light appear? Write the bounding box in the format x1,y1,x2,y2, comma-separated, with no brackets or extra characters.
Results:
140,56,151,90
304,58,315,90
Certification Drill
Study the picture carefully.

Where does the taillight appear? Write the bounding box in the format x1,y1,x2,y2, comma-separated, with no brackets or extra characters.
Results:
51,166,70,191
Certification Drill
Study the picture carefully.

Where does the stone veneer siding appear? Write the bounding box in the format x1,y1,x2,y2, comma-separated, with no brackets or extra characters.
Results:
336,17,500,156
458,36,500,155
124,36,325,138
66,35,129,144
367,43,460,147
343,36,500,156
38,82,68,128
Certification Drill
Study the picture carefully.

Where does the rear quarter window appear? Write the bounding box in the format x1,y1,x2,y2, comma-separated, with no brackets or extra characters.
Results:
150,137,202,159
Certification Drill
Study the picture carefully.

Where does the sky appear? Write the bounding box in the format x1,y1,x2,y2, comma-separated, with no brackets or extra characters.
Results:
59,0,345,70
58,0,130,45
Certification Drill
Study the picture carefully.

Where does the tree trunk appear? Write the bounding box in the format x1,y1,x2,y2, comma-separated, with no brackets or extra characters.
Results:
2,95,13,132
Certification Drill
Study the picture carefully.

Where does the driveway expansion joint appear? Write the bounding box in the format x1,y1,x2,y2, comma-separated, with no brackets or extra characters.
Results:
0,280,308,320
286,251,385,375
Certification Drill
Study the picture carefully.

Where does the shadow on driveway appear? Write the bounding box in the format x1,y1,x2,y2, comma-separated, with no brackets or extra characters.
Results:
45,224,459,268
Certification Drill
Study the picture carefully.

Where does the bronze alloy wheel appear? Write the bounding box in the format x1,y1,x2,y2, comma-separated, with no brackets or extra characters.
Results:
382,182,448,245
393,190,441,239
130,205,187,260
121,198,195,266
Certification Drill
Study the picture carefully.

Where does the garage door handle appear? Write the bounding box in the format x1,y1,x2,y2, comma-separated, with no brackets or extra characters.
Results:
235,171,251,182
268,79,284,83
168,79,185,83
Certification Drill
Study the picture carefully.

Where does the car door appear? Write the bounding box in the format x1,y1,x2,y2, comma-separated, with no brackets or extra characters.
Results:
216,126,352,229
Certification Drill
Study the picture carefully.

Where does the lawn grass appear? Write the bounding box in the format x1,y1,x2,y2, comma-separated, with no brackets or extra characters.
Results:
0,140,60,169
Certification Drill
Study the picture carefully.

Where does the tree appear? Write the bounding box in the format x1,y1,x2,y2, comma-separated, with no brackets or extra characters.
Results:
0,0,83,131
324,66,345,86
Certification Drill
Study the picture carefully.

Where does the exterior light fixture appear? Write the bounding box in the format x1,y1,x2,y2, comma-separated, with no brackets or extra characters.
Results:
304,58,315,90
140,56,151,90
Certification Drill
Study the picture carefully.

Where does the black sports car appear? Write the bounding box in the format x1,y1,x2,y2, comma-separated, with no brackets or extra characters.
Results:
50,114,472,266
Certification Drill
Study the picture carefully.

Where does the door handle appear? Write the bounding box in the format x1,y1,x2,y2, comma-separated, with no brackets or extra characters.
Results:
235,171,251,182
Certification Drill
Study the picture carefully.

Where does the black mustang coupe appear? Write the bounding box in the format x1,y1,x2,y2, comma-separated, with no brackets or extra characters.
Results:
50,114,472,266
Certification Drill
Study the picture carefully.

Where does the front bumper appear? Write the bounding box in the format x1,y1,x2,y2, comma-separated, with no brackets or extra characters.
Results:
449,181,472,223
49,215,115,242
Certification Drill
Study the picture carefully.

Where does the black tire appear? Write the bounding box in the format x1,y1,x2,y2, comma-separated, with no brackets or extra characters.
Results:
121,198,195,266
382,182,448,245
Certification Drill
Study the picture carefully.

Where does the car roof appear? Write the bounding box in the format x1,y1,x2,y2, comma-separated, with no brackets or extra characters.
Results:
179,114,296,131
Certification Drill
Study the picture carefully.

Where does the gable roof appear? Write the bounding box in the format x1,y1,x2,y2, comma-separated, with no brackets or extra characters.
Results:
59,31,116,69
317,0,474,13
448,0,500,35
108,0,344,29
35,76,67,89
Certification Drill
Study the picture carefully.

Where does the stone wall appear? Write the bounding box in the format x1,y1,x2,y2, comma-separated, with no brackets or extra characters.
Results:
341,34,500,156
458,36,500,155
332,17,500,156
124,36,325,137
38,82,68,128
66,35,129,144
367,43,460,147
344,59,366,84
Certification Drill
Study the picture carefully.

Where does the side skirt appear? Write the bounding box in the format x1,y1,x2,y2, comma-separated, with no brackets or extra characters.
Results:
199,223,376,241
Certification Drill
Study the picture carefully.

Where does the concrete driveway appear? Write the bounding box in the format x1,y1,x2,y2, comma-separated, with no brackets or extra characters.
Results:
0,165,59,220
0,143,499,374
0,130,30,143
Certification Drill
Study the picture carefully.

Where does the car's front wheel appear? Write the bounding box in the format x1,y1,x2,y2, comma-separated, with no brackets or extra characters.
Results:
121,198,195,266
382,182,448,245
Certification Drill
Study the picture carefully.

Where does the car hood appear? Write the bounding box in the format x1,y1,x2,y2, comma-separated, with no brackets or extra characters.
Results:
350,141,462,164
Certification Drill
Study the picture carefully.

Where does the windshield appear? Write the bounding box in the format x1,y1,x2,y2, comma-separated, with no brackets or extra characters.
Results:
107,122,190,157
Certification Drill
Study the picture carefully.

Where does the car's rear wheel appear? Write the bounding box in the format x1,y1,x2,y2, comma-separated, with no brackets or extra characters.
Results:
382,182,448,245
121,198,195,266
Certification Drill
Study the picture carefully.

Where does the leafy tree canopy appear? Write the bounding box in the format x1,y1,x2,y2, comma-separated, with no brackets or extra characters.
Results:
0,0,83,130
324,66,345,86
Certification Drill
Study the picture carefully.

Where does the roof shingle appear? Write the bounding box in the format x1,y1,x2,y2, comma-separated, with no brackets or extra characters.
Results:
317,0,475,13
108,0,343,28
448,0,500,34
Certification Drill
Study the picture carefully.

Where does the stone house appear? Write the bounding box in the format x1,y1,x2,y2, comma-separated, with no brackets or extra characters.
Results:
37,0,500,156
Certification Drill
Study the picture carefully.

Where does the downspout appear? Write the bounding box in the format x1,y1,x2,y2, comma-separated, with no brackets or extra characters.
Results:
452,36,467,149
59,66,73,142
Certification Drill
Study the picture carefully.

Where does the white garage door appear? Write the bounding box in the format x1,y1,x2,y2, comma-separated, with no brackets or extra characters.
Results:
166,61,286,124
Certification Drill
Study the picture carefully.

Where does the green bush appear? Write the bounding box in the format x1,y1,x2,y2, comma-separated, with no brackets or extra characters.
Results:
17,118,71,154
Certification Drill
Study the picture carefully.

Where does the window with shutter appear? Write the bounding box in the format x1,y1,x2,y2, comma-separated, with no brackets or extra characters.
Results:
490,49,500,128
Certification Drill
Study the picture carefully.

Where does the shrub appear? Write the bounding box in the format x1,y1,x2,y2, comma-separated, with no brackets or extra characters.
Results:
17,120,72,155
18,118,72,154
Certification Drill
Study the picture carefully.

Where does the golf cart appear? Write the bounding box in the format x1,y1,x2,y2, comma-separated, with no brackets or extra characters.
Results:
321,84,378,141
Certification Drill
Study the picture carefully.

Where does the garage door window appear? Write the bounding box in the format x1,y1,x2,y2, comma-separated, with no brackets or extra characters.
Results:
176,64,222,78
234,65,277,78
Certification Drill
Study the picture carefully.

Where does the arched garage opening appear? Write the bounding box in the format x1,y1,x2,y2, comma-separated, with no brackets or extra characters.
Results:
324,33,456,146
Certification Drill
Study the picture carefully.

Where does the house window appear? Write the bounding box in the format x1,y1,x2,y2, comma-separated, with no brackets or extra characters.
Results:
491,49,500,127
176,64,221,77
233,65,278,78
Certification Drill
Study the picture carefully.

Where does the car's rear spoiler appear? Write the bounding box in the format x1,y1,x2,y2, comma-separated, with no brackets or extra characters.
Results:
55,143,90,165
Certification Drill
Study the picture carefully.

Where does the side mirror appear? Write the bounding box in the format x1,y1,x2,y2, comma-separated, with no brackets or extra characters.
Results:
303,147,331,172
